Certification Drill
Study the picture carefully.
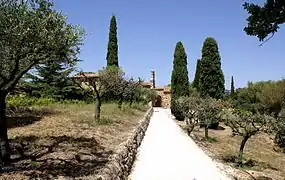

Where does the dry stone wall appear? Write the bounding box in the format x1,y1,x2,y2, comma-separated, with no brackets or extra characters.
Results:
94,105,153,180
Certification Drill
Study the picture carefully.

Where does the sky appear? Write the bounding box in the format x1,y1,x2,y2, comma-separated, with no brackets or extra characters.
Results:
54,0,285,89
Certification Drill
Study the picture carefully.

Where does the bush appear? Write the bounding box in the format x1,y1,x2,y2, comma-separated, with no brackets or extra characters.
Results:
275,108,285,148
7,95,87,107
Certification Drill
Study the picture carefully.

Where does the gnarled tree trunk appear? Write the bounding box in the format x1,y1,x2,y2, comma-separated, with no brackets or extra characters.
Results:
238,135,250,166
0,90,10,164
95,97,102,121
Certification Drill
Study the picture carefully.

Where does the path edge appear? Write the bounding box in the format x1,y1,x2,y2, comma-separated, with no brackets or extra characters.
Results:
95,103,153,180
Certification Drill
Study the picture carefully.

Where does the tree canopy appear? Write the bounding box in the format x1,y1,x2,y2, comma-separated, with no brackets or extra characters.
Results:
0,0,84,163
171,41,189,120
106,15,119,67
243,0,285,42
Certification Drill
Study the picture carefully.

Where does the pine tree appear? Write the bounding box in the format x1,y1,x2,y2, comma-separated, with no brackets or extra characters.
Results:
231,76,235,95
106,15,119,67
171,41,189,120
24,61,82,100
199,37,225,99
192,59,201,91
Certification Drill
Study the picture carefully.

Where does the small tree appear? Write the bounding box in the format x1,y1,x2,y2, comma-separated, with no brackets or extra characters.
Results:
224,109,274,166
124,78,141,106
198,97,223,139
78,67,124,120
176,96,201,135
171,41,189,120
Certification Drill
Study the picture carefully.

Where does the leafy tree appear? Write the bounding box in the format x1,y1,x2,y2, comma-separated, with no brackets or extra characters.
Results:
23,61,82,100
243,1,285,43
176,96,201,135
231,76,235,97
223,109,274,166
0,0,84,164
78,67,124,120
171,41,189,120
192,59,201,91
198,97,223,139
199,37,225,99
106,15,119,67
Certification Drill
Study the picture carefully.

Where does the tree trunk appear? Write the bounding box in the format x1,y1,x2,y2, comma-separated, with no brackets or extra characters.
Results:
129,93,134,106
118,93,123,110
0,90,10,164
204,126,209,139
94,97,102,121
238,135,250,166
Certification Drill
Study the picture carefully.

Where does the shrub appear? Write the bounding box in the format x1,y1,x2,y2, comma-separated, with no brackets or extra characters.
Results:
275,108,285,148
7,95,87,107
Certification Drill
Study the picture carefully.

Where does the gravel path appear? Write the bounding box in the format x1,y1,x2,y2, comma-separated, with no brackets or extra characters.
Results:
129,108,231,180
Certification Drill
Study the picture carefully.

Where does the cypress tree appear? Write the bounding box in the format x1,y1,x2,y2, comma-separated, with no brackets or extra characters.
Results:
231,76,235,95
106,15,119,67
171,41,189,120
192,59,201,91
199,37,225,99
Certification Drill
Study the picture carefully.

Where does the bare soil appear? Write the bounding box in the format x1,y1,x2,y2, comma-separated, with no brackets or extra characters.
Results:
0,103,147,180
177,121,285,180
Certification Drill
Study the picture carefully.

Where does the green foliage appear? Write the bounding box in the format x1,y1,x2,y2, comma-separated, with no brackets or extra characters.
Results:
198,97,223,131
243,1,285,42
223,108,275,165
231,76,235,96
275,108,285,149
199,37,225,100
175,95,201,135
7,95,87,107
233,80,285,116
22,61,84,100
106,15,119,67
171,41,189,120
0,0,84,92
192,59,201,91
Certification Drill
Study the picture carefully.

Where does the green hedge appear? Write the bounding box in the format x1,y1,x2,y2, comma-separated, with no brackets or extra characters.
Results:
7,95,87,107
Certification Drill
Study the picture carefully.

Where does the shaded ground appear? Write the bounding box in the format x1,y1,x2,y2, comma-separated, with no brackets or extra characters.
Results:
177,121,285,180
1,103,147,180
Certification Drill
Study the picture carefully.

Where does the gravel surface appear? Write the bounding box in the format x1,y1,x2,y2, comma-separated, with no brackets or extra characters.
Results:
129,108,232,180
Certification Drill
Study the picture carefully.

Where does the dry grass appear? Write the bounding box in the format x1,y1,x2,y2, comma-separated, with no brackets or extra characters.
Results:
1,103,147,180
177,121,285,180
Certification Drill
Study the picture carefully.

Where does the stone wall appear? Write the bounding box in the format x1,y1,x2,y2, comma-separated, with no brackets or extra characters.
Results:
156,90,171,108
94,105,153,180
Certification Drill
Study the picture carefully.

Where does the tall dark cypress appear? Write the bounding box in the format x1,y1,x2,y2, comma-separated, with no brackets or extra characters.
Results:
199,37,225,99
192,59,201,91
106,15,119,67
171,41,189,120
231,76,235,95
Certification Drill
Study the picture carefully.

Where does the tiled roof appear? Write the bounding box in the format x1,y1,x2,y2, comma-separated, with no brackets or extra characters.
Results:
73,72,99,78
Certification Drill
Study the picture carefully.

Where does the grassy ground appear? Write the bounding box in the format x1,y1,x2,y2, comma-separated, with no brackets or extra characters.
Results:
1,103,148,180
177,121,285,180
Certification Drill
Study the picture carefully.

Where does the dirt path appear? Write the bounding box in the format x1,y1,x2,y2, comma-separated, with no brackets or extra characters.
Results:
129,108,231,180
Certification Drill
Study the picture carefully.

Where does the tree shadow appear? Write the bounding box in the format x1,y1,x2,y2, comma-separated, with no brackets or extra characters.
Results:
7,107,57,129
2,135,113,179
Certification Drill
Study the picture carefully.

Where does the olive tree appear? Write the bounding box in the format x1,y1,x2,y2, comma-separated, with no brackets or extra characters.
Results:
198,97,223,139
224,109,275,166
78,67,125,120
176,96,201,135
0,0,83,164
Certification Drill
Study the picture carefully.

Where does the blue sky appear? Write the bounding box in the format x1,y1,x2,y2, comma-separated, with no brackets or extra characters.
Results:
54,0,285,89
